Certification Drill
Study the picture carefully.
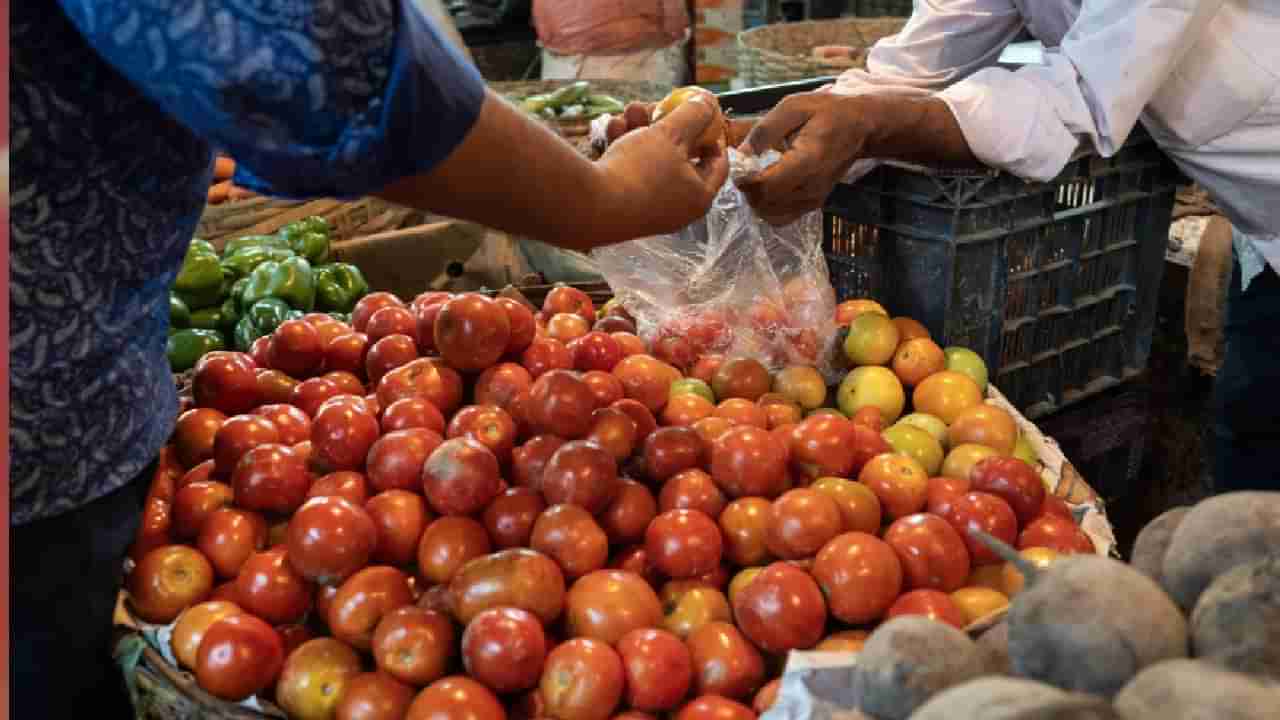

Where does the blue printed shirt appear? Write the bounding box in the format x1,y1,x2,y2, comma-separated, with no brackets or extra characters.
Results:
11,0,486,524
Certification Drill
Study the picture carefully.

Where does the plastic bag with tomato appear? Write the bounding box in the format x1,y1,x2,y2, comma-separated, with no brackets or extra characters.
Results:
591,149,840,379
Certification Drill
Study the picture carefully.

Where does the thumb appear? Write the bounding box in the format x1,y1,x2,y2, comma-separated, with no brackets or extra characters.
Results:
654,97,719,153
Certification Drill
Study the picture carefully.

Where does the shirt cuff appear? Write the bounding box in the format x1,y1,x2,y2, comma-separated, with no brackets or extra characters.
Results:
935,67,1080,183
234,0,486,200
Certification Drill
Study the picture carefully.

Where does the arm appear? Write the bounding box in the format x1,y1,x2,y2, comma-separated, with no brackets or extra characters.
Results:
57,0,726,249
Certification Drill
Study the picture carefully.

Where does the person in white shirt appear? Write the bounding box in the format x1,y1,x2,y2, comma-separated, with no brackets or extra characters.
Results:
614,1,1280,491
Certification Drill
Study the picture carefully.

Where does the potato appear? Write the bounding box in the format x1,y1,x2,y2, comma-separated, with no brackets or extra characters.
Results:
848,616,988,720
1114,659,1280,720
908,677,1121,720
1128,506,1189,587
970,530,1187,698
1190,555,1280,680
1162,491,1280,611
977,621,1011,676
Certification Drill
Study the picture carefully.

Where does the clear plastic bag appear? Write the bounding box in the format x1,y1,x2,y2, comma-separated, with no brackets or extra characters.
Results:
591,150,841,378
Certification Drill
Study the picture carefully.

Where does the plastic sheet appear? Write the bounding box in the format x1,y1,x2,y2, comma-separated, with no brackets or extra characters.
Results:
592,150,841,379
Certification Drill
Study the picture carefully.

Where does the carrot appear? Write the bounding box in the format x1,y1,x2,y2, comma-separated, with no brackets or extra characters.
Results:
213,156,236,181
207,181,231,204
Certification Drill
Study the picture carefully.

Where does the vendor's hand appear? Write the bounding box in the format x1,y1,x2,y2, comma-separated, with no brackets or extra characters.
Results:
736,92,875,226
605,101,756,147
594,98,730,240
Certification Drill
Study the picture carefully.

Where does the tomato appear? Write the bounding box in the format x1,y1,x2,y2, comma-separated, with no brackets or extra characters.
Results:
494,297,537,355
213,414,281,477
421,437,503,517
171,601,244,670
370,606,454,687
526,370,598,440
336,672,416,720
811,532,903,624
719,498,774,567
1002,547,1060,597
969,456,1046,526
540,639,625,720
460,606,546,693
377,358,465,417
292,378,345,419
541,440,620,515
618,629,693,712
482,487,547,549
882,423,945,477
329,566,415,652
610,546,663,589
354,293,407,333
1038,494,1074,521
174,408,229,469
448,405,519,465
613,355,681,414
810,477,882,534
309,471,370,506
858,453,930,520
236,547,314,625
731,562,827,652
950,587,1009,625
433,294,510,372
660,468,726,518
325,333,371,379
545,286,597,324
710,426,786,499
530,504,610,579
891,337,945,387
772,366,827,411
925,476,971,517
913,371,984,425
365,490,430,567
366,307,418,347
646,509,723,579
251,405,311,447
366,334,420,386
949,404,1018,456
417,516,492,585
565,570,663,645
177,459,217,491
549,313,591,344
474,363,534,413
381,398,447,436
941,443,1002,482
663,394,716,427
883,513,972,592
447,548,566,625
885,589,968,629
276,637,364,720
940,492,1019,566
198,508,268,579
587,407,639,462
312,399,381,473
686,622,765,700
836,299,888,326
267,319,322,377
571,332,625,373
814,629,869,653
172,480,235,539
285,496,378,585
610,398,659,446
521,337,574,379
762,488,843,561
195,614,284,701
600,480,658,546
788,415,859,479
711,358,771,402
714,399,769,430
193,352,260,416
128,544,215,624
677,696,755,720
643,427,706,483
659,581,731,640
1017,515,1095,555
366,429,444,494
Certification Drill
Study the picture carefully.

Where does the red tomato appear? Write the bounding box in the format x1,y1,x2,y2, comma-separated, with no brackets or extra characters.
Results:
539,639,624,720
811,532,903,624
270,319,324,377
461,606,547,693
193,352,259,416
291,377,344,418
366,334,420,385
371,606,455,688
367,428,444,493
731,562,827,653
198,508,268,579
407,676,506,720
421,437,503,517
353,293,406,333
474,363,534,411
174,408,228,469
172,480,235,539
328,566,415,652
645,509,723,579
287,496,378,585
312,400,381,472
213,414,280,478
483,487,548,549
195,614,284,701
886,589,968,629
128,544,215,624
1017,514,1095,554
381,397,447,435
496,297,538,356
970,456,1047,525
676,696,756,720
308,471,370,506
617,628,693,712
366,490,431,567
254,404,312,446
335,671,416,720
940,492,1020,566
883,513,972,592
434,294,511,372
324,333,370,378
235,547,314,625
541,440,620,515
417,516,492,586
447,405,519,465
231,443,312,515
711,426,788,499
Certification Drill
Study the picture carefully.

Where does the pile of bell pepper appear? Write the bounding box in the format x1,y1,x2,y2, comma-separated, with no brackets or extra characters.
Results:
167,216,372,372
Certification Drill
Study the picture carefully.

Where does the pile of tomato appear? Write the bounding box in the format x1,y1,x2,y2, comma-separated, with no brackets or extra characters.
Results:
126,284,1099,720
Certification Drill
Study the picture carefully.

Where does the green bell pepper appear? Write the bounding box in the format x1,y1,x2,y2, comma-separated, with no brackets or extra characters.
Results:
169,294,191,329
219,295,241,333
280,217,332,265
221,244,296,279
315,263,370,313
230,277,250,312
167,328,226,372
234,297,293,351
189,307,225,331
241,256,316,311
172,242,224,310
222,234,291,257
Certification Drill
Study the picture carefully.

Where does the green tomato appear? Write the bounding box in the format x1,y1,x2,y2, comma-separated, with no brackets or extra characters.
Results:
670,378,715,404
895,413,950,449
882,423,944,476
944,347,989,392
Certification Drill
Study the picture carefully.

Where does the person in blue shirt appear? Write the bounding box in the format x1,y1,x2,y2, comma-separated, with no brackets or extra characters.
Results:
11,1,727,715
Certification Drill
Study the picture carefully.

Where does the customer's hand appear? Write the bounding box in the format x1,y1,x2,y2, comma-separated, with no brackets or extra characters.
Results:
606,101,756,147
593,98,730,241
736,91,876,226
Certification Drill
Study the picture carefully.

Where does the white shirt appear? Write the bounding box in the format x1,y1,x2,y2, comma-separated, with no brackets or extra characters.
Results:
830,0,1280,286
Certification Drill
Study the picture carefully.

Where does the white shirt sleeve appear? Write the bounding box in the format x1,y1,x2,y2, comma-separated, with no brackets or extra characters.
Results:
934,0,1227,182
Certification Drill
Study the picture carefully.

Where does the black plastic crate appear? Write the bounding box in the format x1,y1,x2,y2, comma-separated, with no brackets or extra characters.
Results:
823,132,1179,418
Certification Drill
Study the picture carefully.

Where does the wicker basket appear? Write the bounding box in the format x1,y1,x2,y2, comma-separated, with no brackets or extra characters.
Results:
737,17,908,87
855,0,914,17
195,196,429,253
